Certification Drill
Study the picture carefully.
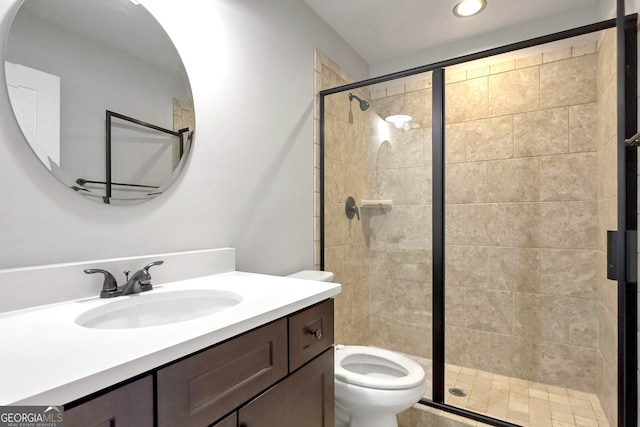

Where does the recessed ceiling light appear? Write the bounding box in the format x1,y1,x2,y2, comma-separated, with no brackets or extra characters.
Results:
453,0,487,18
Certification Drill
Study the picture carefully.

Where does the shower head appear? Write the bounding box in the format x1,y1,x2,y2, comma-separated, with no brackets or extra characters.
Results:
349,93,370,111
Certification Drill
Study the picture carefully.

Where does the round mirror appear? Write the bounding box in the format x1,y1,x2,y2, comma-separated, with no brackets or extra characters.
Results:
5,0,194,205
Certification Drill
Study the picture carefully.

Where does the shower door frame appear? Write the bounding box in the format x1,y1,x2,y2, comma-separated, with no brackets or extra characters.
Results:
319,15,638,427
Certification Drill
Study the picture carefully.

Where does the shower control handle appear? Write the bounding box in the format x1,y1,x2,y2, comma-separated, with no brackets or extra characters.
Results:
345,196,360,221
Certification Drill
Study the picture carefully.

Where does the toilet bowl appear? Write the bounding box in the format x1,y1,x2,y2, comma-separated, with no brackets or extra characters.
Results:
285,271,425,427
334,345,426,427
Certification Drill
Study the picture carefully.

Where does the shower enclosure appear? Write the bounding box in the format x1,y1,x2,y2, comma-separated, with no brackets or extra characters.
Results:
318,16,637,427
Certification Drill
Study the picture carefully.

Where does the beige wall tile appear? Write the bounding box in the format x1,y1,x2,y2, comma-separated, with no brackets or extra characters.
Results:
569,298,598,348
540,153,597,201
543,47,572,63
533,342,597,392
405,75,432,92
570,202,598,249
466,116,514,161
572,43,596,57
513,202,570,248
597,29,616,97
539,249,598,298
514,293,572,343
386,205,432,245
370,247,432,283
598,304,617,373
446,245,489,288
406,88,433,128
514,108,569,157
488,67,540,116
446,77,489,123
465,288,514,334
446,68,467,84
487,158,540,202
370,277,430,323
374,168,404,203
490,59,516,74
371,93,406,120
540,55,597,109
445,284,467,327
375,128,426,169
445,326,492,369
447,204,514,246
597,140,617,199
467,65,491,79
569,103,598,153
487,247,540,292
404,166,432,205
446,123,467,163
447,162,488,204
516,54,542,69
597,79,617,147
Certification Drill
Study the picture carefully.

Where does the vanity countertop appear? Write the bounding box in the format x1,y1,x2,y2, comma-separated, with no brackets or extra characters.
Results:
0,271,341,406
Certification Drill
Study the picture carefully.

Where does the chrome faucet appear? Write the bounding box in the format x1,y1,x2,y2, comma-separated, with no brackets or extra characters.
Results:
85,261,164,298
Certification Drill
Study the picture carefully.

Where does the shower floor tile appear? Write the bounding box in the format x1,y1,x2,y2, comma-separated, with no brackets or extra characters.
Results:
410,356,610,427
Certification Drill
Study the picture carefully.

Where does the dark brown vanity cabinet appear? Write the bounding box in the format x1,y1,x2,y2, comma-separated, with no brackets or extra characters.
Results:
64,375,154,427
157,318,289,426
238,347,334,427
64,299,334,427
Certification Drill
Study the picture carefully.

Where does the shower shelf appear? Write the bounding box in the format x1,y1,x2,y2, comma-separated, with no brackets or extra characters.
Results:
360,199,393,208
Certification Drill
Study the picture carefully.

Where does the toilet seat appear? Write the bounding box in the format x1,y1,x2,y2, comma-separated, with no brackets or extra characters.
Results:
334,345,425,390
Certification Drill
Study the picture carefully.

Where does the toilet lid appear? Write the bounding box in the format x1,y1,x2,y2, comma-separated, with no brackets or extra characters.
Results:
334,345,425,390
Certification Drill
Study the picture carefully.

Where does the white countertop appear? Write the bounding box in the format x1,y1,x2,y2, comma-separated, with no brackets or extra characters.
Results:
0,271,341,405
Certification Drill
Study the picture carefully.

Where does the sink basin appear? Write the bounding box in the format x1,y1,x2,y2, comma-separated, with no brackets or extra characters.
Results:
75,289,243,329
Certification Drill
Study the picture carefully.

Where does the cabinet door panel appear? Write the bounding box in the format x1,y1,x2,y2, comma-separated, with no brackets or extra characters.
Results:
157,319,288,427
239,348,334,427
64,376,153,427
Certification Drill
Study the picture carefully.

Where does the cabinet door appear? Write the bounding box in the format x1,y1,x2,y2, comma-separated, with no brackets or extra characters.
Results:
157,319,288,427
239,348,334,427
64,375,153,427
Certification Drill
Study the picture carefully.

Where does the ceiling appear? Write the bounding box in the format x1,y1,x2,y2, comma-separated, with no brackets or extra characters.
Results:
304,0,608,66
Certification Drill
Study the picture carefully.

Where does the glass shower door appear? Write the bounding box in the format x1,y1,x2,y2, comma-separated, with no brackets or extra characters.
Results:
441,29,624,426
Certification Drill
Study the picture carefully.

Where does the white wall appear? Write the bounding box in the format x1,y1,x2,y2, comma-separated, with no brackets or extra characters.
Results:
0,0,367,274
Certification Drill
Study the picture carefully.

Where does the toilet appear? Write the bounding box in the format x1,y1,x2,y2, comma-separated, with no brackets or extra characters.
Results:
286,270,427,427
334,345,426,427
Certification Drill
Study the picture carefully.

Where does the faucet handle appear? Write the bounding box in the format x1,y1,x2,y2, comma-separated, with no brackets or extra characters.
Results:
84,269,119,298
143,260,164,274
138,261,164,290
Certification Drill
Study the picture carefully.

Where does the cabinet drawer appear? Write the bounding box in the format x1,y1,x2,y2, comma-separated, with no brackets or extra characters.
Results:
288,299,334,372
157,319,288,427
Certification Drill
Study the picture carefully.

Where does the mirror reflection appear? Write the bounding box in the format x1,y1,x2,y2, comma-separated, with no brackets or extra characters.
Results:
5,0,194,205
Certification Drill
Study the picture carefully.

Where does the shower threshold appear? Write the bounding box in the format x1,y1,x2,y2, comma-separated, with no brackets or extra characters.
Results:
403,355,610,427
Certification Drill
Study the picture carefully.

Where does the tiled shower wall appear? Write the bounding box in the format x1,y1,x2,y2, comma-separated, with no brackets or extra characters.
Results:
367,42,602,394
595,28,618,425
314,50,371,346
